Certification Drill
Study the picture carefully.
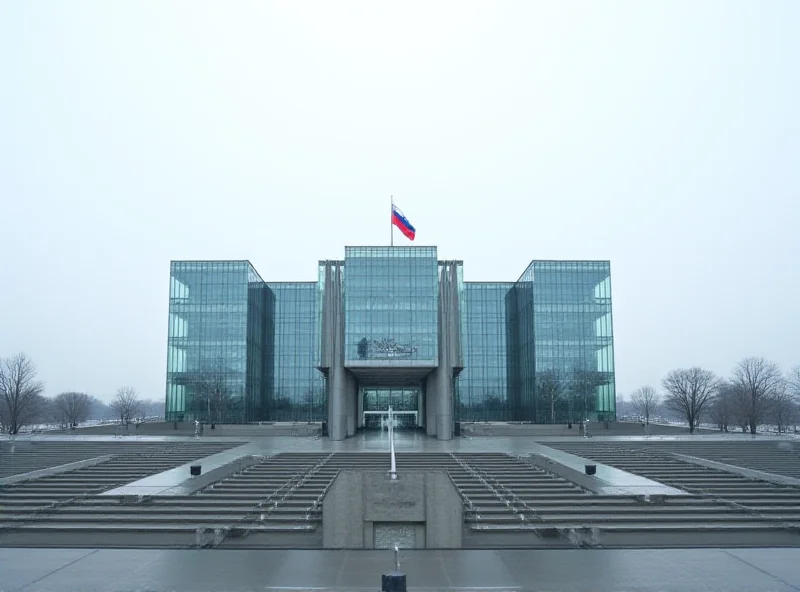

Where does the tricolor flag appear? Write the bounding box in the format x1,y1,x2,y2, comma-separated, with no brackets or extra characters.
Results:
391,204,416,241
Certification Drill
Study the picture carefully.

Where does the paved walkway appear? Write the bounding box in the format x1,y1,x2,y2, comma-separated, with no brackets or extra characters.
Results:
2,548,799,591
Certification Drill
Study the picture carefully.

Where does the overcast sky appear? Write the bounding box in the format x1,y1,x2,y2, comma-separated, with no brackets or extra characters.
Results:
1,1,798,403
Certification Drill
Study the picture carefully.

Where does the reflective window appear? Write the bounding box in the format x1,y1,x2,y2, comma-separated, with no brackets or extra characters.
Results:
266,283,325,421
506,261,616,423
165,261,263,423
456,283,514,421
166,256,615,426
343,247,439,364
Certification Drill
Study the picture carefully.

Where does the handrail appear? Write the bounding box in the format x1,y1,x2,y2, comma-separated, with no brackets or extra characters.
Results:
205,453,335,547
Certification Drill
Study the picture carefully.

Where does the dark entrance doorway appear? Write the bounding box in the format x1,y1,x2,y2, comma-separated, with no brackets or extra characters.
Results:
361,387,420,429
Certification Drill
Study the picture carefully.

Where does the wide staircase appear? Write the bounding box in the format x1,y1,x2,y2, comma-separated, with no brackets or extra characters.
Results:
0,440,235,478
3,449,800,548
628,440,800,479
547,442,800,544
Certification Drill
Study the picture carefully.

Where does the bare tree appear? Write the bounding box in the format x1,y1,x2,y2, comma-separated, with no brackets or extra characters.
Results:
192,369,230,423
709,381,736,432
0,353,46,435
731,357,783,434
110,386,141,426
789,366,800,396
139,398,166,418
630,386,660,425
52,392,92,428
569,368,606,424
662,367,718,434
770,380,798,434
536,370,564,424
787,366,800,433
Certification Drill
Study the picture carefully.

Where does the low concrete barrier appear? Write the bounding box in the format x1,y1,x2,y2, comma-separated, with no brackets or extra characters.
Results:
0,455,114,485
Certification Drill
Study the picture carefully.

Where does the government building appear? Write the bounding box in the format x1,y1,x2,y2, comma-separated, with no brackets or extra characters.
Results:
165,246,615,440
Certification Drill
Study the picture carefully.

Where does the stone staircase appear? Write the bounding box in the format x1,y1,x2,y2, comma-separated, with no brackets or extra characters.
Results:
546,442,800,545
0,441,239,546
0,440,234,478
629,440,800,479
3,448,800,549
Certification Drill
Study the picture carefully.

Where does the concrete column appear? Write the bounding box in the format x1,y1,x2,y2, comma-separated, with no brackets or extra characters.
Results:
321,261,349,441
346,370,356,437
425,375,437,437
429,261,462,441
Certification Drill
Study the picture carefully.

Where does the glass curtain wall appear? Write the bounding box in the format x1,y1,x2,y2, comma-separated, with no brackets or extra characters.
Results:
266,283,325,421
509,261,615,423
166,261,265,423
457,283,514,422
344,247,438,364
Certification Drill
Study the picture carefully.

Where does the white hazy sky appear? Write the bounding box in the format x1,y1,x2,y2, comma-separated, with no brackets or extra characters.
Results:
1,1,798,403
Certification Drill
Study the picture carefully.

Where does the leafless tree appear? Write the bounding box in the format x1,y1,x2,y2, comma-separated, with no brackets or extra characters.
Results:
662,367,718,434
630,386,660,425
786,366,800,433
709,381,736,432
731,357,783,434
770,379,798,434
789,366,800,394
192,369,230,423
569,368,606,423
138,398,166,418
110,386,141,426
52,392,92,428
536,370,564,424
0,353,46,435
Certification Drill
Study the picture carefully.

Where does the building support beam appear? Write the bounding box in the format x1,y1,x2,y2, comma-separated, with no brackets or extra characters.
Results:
426,261,463,440
320,260,352,441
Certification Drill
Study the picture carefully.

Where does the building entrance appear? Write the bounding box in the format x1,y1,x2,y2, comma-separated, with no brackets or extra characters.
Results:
361,387,421,429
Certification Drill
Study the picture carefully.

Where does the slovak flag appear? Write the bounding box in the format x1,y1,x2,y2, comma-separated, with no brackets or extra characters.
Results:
391,204,416,241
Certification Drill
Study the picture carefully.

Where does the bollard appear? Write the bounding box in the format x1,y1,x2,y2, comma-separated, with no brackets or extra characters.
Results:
190,465,202,476
381,572,407,592
381,545,407,592
585,464,597,475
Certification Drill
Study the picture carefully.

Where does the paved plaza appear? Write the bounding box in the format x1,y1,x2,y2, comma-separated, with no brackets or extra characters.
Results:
2,547,800,591
1,430,800,589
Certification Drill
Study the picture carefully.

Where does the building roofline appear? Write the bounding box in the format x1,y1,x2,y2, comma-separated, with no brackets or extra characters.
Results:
514,260,611,284
170,260,264,282
464,281,516,285
170,259,256,263
342,245,439,248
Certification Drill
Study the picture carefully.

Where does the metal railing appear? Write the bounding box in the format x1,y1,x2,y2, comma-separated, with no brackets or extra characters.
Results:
448,453,543,528
202,453,334,547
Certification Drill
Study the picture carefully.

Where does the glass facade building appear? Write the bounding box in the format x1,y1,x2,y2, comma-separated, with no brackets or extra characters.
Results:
165,249,615,434
165,261,266,423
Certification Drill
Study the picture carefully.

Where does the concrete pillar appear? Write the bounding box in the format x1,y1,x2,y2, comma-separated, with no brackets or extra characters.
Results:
321,261,349,441
429,261,462,440
346,371,356,437
425,375,437,437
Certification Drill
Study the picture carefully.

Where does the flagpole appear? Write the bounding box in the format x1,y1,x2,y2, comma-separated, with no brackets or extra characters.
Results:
390,195,394,247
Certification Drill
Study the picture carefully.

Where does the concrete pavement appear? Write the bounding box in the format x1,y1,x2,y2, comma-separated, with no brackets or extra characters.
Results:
2,547,800,591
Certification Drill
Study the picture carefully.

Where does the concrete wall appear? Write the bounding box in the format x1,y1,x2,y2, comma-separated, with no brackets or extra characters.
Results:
322,470,462,549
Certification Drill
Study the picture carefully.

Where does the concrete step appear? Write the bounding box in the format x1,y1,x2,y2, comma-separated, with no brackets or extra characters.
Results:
0,522,317,533
0,512,320,524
